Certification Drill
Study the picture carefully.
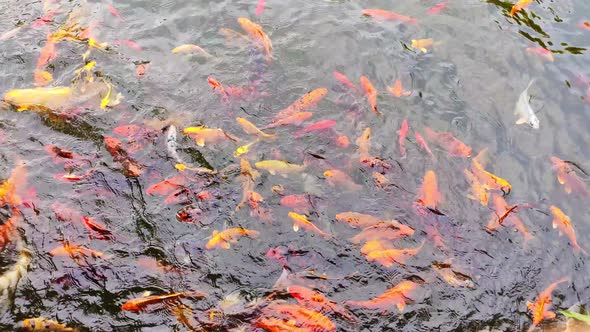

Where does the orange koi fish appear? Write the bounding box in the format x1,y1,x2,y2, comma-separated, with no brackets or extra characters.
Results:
273,88,327,121
255,0,266,16
37,33,56,68
510,0,533,16
364,241,424,267
464,169,489,206
487,194,533,241
136,63,148,76
263,112,313,129
280,194,314,213
183,126,239,147
372,172,390,188
237,17,272,60
362,9,418,24
22,317,77,332
414,131,435,159
288,286,357,322
360,76,378,114
398,119,409,157
0,213,19,251
423,127,472,158
411,38,434,53
578,21,590,30
387,80,411,97
205,228,260,249
254,317,308,332
526,278,568,330
417,170,442,210
0,161,28,207
121,291,207,312
104,136,142,177
350,222,415,244
335,134,350,148
207,76,226,97
50,244,104,258
346,280,418,312
293,120,336,137
288,212,330,238
471,159,511,194
236,117,276,139
218,28,250,47
549,206,586,254
550,157,590,197
106,4,122,19
333,71,359,92
44,145,75,162
82,216,112,239
427,2,448,15
172,44,211,57
356,127,371,156
526,47,554,62
335,212,413,234
265,304,336,332
324,169,362,191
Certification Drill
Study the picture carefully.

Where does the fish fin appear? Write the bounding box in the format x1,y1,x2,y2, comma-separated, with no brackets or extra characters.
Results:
552,222,557,229
222,242,231,249
515,117,528,125
396,301,406,312
526,302,534,310
564,185,572,194
544,311,556,319
421,48,427,53
269,170,276,175
196,138,205,147
525,79,535,92
212,230,219,235
293,224,299,232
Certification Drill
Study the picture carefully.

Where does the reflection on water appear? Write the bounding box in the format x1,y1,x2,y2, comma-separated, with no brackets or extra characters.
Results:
0,0,589,331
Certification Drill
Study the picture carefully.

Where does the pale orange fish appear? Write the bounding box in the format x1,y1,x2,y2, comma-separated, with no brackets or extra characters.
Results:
288,286,357,322
356,127,371,156
398,119,409,157
432,261,475,288
335,213,414,235
254,317,308,332
550,156,590,197
288,212,330,238
50,244,104,258
350,222,415,244
333,71,359,92
273,88,327,121
414,131,435,160
416,170,442,210
464,169,489,206
263,112,313,129
362,9,418,24
237,17,272,61
526,47,554,62
324,169,362,191
34,69,53,87
264,304,336,332
364,241,424,267
205,228,260,249
171,44,212,57
387,80,412,97
346,280,418,312
360,76,378,114
0,161,28,207
335,134,350,148
183,126,239,147
487,194,533,241
236,117,276,139
22,317,77,332
471,159,512,194
411,38,434,53
37,33,57,68
526,278,568,329
121,291,207,312
510,0,533,16
549,206,586,254
218,28,250,47
423,127,472,158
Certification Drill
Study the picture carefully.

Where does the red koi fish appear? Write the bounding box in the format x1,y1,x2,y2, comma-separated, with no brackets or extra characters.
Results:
255,0,265,16
146,175,186,195
387,80,411,97
346,280,418,312
82,216,113,240
288,286,357,322
104,136,142,177
414,131,435,160
398,119,409,157
280,194,314,213
526,278,568,330
362,9,418,24
31,10,57,29
333,71,359,92
417,170,442,210
274,88,327,121
526,47,554,62
293,120,336,137
116,40,142,51
360,76,378,114
427,2,448,15
106,4,122,19
423,127,472,158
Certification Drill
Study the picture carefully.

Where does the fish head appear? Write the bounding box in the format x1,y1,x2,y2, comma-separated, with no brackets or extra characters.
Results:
529,115,540,129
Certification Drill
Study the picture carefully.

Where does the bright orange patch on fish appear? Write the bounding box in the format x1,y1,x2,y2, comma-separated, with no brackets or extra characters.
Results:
273,88,327,121
346,280,418,312
510,0,533,16
288,285,357,322
526,47,554,62
387,80,411,97
364,241,424,267
526,278,568,328
417,170,442,210
237,17,272,61
360,76,378,114
333,71,359,92
288,212,330,238
121,291,206,312
423,127,472,158
549,205,586,254
471,159,511,194
264,304,336,332
50,244,104,258
146,175,186,195
362,9,418,24
205,228,260,249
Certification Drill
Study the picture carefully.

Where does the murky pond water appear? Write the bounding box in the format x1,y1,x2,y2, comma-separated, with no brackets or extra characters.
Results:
1,0,590,331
